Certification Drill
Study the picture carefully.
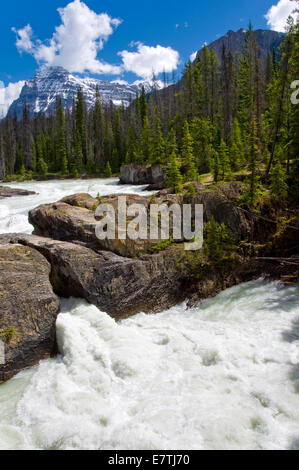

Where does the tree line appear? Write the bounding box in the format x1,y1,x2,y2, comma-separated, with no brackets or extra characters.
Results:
0,19,298,205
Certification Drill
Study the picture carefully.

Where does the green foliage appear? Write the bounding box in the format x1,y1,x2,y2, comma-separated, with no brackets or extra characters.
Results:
181,217,239,280
181,120,198,181
150,110,165,164
270,160,288,204
148,238,174,254
240,117,262,207
105,161,112,177
4,327,16,342
167,151,183,193
36,157,48,176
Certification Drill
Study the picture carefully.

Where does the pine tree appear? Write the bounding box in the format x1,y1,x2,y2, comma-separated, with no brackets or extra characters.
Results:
56,99,68,174
167,151,183,193
190,117,213,174
165,127,178,161
181,120,198,180
270,160,288,204
75,89,87,164
218,138,231,180
105,161,112,177
150,110,165,164
125,127,138,164
139,86,148,127
37,157,48,176
242,117,262,207
213,151,220,183
229,118,244,170
140,115,151,162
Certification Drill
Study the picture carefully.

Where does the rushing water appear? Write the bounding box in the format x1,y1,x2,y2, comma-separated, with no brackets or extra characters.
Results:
0,178,153,235
0,180,298,450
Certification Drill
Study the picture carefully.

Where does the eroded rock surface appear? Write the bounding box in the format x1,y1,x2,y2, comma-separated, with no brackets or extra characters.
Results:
0,234,185,319
0,243,60,383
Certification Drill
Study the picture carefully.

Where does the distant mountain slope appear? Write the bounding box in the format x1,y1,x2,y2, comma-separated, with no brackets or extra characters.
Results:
8,66,152,118
195,28,285,62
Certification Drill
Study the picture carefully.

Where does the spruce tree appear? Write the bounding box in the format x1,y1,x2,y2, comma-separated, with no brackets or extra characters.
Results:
105,161,112,177
167,151,183,193
150,110,165,164
229,118,244,170
243,117,262,207
140,115,151,162
181,120,198,181
270,160,288,204
56,99,68,175
218,138,231,180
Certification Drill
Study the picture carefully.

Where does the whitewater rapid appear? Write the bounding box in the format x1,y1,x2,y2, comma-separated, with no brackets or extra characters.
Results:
0,178,153,235
0,179,298,450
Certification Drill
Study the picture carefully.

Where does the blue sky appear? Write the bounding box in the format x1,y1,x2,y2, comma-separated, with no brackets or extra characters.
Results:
0,0,297,115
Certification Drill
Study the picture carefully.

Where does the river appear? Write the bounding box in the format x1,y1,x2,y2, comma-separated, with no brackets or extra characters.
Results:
0,178,298,450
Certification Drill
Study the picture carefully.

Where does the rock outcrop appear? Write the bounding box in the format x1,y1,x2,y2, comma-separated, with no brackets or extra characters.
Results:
0,234,186,320
29,184,250,259
0,243,60,383
0,186,36,199
120,163,167,189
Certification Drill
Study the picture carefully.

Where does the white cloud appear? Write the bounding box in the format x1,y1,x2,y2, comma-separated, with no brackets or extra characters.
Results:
265,0,298,32
12,0,122,75
190,51,197,62
119,43,180,80
12,24,34,53
0,81,25,117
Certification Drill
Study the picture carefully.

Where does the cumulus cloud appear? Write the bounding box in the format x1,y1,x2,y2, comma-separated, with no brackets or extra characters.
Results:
12,24,34,53
0,81,25,116
265,0,298,32
119,42,180,80
12,0,122,75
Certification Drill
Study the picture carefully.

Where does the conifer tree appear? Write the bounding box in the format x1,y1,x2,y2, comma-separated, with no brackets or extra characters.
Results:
229,118,244,170
242,117,262,207
105,161,112,177
37,157,48,176
270,160,288,204
218,138,231,180
190,117,213,174
75,89,87,164
56,99,68,174
181,120,198,180
140,115,151,162
150,110,165,164
167,151,183,193
213,151,220,183
165,127,178,160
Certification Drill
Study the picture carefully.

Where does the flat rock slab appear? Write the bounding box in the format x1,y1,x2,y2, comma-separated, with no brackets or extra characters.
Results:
0,243,60,383
0,186,36,199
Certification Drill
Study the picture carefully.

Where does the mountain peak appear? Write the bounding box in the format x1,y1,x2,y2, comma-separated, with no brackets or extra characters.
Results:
8,67,152,118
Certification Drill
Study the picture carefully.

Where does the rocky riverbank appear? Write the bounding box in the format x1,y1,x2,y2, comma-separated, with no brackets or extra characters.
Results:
0,182,298,383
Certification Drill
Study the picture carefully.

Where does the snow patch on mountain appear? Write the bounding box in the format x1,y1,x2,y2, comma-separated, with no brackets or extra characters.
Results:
8,66,153,118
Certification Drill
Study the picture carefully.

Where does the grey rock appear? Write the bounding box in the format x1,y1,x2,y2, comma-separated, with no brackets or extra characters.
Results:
0,243,60,384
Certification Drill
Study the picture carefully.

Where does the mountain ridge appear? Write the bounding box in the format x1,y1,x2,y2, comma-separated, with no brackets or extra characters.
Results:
8,66,152,118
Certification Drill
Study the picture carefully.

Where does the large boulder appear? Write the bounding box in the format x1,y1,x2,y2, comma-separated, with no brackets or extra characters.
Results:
0,243,60,384
0,186,36,199
29,184,251,260
29,193,164,257
0,234,186,320
120,163,167,189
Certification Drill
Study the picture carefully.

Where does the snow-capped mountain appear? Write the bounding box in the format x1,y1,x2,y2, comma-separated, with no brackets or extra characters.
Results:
8,66,152,118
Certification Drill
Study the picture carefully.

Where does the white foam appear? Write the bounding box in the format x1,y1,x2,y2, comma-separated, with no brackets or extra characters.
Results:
0,281,298,450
